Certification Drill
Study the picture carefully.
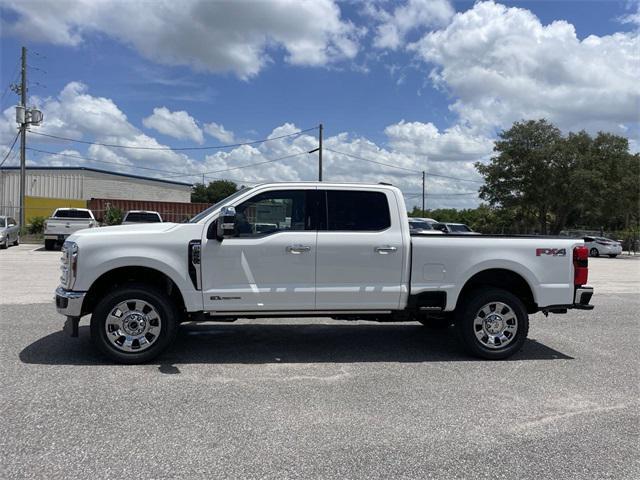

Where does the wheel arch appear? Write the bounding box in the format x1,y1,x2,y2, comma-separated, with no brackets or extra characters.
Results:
456,268,537,314
82,266,186,316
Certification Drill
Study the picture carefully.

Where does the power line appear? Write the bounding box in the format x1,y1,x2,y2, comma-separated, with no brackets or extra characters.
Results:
28,126,318,151
26,146,309,181
326,147,484,183
193,151,310,177
0,131,20,167
326,148,421,173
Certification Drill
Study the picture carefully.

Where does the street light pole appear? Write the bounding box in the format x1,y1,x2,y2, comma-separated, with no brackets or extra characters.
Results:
19,46,27,230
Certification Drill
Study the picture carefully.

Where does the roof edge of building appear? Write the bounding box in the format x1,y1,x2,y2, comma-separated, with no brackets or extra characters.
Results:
0,166,193,187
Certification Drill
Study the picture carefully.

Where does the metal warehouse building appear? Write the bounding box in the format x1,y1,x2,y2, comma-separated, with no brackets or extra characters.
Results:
0,166,193,221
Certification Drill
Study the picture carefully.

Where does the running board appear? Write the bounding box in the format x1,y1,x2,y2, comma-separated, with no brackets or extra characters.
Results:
204,310,393,316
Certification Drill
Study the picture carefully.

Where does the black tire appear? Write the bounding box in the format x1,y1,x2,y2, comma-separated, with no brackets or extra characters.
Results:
608,255,617,258
13,236,19,246
455,288,529,360
90,283,179,364
589,247,599,257
44,239,56,250
0,238,7,249
418,316,452,329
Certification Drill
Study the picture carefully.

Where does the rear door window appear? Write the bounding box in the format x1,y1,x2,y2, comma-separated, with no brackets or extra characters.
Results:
325,190,391,231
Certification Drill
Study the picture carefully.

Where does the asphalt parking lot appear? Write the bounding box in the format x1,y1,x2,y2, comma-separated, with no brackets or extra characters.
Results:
1,244,639,479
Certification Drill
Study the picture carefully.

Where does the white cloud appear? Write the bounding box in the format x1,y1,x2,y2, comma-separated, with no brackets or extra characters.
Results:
0,82,485,208
143,107,203,144
203,122,235,144
371,0,454,50
1,0,362,78
409,1,640,134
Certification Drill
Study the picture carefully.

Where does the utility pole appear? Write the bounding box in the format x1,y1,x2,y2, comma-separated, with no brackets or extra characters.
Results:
421,170,425,214
318,123,323,181
19,46,27,230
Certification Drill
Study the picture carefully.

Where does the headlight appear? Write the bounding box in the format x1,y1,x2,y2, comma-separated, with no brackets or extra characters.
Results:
60,241,79,289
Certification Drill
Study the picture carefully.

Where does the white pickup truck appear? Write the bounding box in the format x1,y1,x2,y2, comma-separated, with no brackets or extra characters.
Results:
55,182,594,363
44,208,98,250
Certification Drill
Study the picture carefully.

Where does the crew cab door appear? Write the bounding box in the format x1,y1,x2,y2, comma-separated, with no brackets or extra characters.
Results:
315,189,405,310
201,188,318,312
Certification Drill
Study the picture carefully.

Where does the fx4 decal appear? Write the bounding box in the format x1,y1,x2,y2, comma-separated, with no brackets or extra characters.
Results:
210,295,242,301
536,248,567,257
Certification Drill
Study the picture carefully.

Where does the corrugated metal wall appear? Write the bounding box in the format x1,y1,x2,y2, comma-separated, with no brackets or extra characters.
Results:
88,198,210,223
0,170,85,218
0,168,192,219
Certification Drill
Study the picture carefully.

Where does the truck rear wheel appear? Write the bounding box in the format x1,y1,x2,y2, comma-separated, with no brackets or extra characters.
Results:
90,283,178,364
455,288,529,360
44,239,56,250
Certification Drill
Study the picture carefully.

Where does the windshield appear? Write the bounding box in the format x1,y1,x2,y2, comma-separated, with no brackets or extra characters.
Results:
0,218,5,228
188,187,253,223
449,224,472,232
409,220,433,230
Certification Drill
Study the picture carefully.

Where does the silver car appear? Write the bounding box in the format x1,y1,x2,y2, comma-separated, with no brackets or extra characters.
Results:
0,216,20,249
584,236,623,258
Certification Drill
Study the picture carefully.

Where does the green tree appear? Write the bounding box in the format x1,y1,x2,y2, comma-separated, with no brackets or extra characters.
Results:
104,205,124,225
191,180,238,203
476,119,563,234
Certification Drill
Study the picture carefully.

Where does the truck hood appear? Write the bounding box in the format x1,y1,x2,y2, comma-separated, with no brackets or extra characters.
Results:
69,222,179,238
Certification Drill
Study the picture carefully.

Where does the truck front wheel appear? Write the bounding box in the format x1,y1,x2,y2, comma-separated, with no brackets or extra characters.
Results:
90,283,179,364
455,288,529,360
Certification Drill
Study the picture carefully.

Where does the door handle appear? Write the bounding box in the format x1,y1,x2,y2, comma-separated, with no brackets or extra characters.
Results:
286,244,311,254
375,245,397,254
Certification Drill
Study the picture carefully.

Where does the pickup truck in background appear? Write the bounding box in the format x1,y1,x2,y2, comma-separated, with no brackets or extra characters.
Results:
55,183,594,363
44,208,98,250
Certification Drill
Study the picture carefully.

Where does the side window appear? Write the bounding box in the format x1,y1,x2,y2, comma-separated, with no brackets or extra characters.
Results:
234,190,308,237
8,218,16,226
326,190,391,231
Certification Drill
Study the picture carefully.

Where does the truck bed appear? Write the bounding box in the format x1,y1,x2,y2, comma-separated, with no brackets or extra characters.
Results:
409,234,583,311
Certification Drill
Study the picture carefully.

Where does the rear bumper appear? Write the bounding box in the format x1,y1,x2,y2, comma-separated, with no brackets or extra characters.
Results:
544,286,594,313
45,234,69,241
573,286,594,310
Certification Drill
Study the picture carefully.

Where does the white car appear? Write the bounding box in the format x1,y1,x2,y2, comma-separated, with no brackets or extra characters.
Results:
122,210,163,225
584,236,622,258
408,218,443,234
55,182,594,363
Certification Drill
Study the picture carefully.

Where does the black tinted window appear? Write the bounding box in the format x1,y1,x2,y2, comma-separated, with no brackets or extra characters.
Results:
125,212,162,222
54,209,91,218
0,218,5,227
326,191,390,231
449,224,471,232
234,190,308,237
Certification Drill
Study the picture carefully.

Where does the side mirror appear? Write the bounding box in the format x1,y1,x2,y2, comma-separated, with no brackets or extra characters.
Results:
216,206,236,240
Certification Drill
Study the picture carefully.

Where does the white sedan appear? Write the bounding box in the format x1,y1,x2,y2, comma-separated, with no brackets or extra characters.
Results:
584,236,622,258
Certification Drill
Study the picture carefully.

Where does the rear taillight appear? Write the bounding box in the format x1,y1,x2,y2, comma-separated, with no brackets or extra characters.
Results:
573,246,589,286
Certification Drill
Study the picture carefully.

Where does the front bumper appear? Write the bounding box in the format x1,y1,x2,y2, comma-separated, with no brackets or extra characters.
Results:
55,286,86,317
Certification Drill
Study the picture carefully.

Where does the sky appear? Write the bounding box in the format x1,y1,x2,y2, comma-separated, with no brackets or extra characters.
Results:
1,0,638,209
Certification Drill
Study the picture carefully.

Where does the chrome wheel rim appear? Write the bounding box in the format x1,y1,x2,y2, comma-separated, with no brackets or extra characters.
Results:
104,299,162,352
473,302,518,349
